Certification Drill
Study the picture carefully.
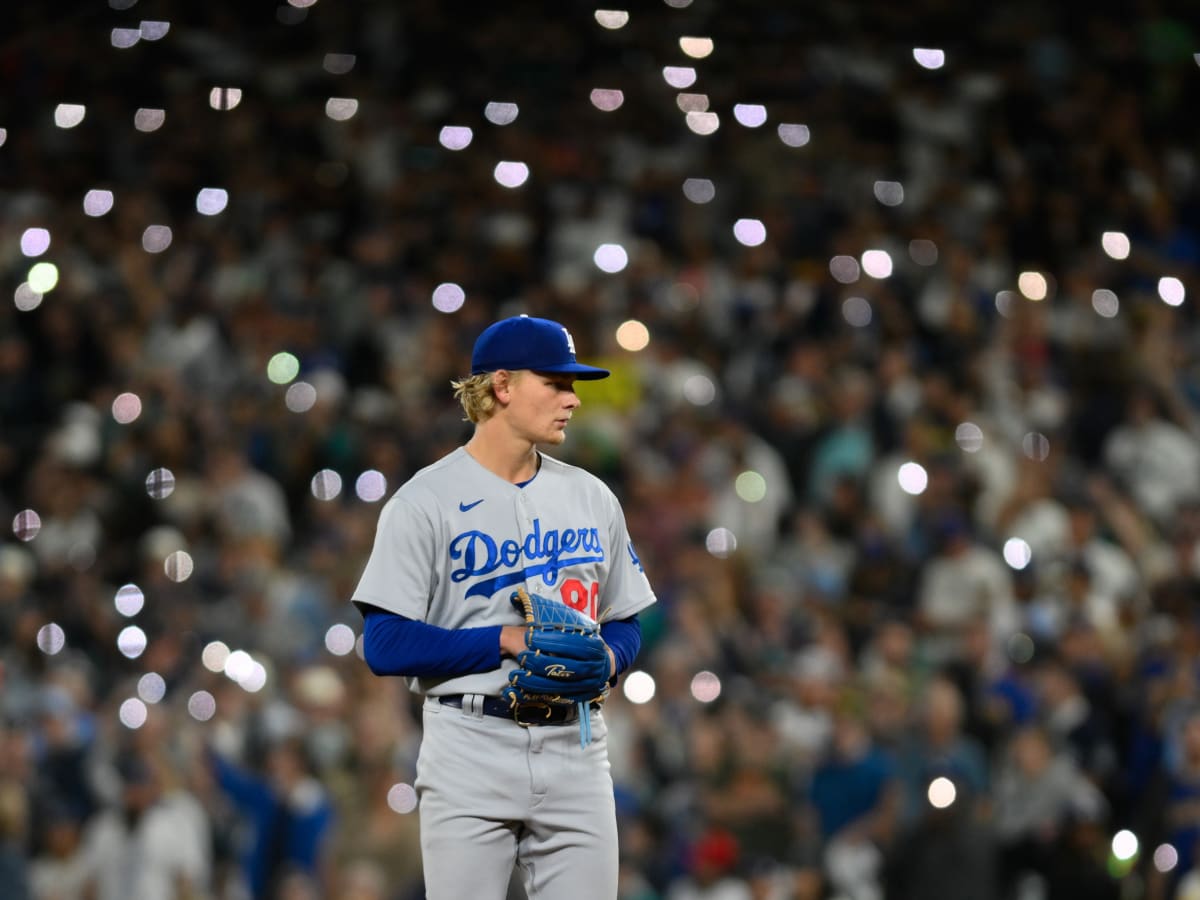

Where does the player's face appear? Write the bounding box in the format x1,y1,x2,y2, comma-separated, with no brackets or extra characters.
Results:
506,370,580,445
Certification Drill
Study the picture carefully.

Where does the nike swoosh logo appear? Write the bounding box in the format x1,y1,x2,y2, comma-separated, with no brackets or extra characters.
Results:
459,499,484,512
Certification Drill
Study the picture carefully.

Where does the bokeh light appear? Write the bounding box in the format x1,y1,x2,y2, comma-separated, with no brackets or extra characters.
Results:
1101,231,1130,259
676,93,709,112
735,471,767,503
267,352,301,385
138,673,167,704
356,470,387,502
590,89,625,111
662,66,697,88
325,98,359,121
1154,844,1179,873
312,469,343,500
1003,538,1032,570
285,382,318,412
142,225,173,253
1092,289,1119,318
14,283,42,312
196,188,229,216
928,777,956,808
324,53,356,73
777,123,810,147
874,181,905,206
594,243,629,273
1022,431,1050,461
140,21,170,40
623,670,656,704
145,468,175,499
13,510,41,542
685,111,719,135
54,104,86,128
134,108,165,132
955,422,984,453
1017,271,1048,301
119,698,148,729
842,297,873,327
690,671,722,703
913,48,946,69
209,87,243,110
493,161,530,188
682,178,715,204
387,783,418,814
615,319,650,351
830,255,861,283
438,126,473,152
682,375,716,406
83,189,115,216
187,691,216,722
111,27,140,48
325,624,357,656
432,282,465,312
861,250,893,279
484,102,519,125
897,462,928,495
1112,830,1139,862
36,623,65,656
20,228,50,257
594,10,629,29
27,262,59,293
705,527,737,558
1007,632,1036,664
164,550,194,582
202,641,231,673
910,239,939,266
679,36,713,58
733,104,767,127
114,584,145,617
1159,276,1185,306
117,625,148,659
733,219,767,247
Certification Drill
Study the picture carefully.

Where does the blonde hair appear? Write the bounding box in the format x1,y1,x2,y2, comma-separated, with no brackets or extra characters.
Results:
451,370,524,423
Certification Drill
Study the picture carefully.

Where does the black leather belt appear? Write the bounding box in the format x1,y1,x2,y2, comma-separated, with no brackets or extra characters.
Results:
437,694,597,726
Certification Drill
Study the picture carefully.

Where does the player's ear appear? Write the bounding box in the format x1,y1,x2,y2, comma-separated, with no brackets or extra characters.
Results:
491,369,513,403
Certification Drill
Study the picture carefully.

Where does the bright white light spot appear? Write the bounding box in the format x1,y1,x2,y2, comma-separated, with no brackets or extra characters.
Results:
830,255,861,284
201,641,231,673
623,670,656,704
432,282,465,312
119,698,148,729
928,777,956,808
117,625,148,659
27,262,59,294
910,239,938,266
139,20,170,40
897,462,928,495
679,36,713,58
325,624,356,656
54,104,86,128
13,509,41,541
1003,537,1033,570
1154,844,1178,873
223,649,254,683
733,104,767,127
37,623,65,655
142,225,172,253
387,783,418,814
1112,830,1139,862
682,178,715,204
14,283,42,312
1092,289,1119,318
682,375,716,406
594,243,629,273
438,126,473,150
134,108,165,132
145,468,175,500
615,319,650,351
735,471,767,503
0,129,6,146
114,584,145,617
842,297,873,327
705,527,737,558
323,53,357,74
691,670,722,703
1022,432,1050,461
356,470,387,502
874,181,905,206
913,48,946,69
267,352,300,385
663,0,693,7
325,98,359,121
778,123,810,147
685,111,719,135
83,189,114,216
209,87,242,111
187,691,216,721
733,218,766,247
20,228,50,257
312,469,343,500
484,102,519,125
1159,276,1185,306
285,381,317,412
1018,271,1048,301
594,9,629,29
955,422,984,453
663,66,697,88
164,550,193,583
240,661,267,693
196,188,228,216
493,161,530,188
590,89,625,111
862,249,893,279
138,673,166,704
676,93,709,112
1101,231,1130,260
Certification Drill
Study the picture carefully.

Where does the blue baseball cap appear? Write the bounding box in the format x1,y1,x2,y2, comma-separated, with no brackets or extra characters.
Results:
471,315,610,380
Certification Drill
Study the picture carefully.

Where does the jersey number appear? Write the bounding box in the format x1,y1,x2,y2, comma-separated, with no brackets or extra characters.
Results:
560,579,599,621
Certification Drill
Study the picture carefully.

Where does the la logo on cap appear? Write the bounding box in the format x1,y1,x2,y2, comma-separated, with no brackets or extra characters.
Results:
562,327,576,355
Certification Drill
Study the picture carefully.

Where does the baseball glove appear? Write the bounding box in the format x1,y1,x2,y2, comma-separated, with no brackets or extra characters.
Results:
500,588,611,745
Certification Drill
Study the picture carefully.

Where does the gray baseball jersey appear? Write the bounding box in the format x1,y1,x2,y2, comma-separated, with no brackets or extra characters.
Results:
352,446,656,696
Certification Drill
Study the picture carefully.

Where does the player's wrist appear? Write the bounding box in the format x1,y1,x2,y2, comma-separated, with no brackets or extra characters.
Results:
499,624,527,659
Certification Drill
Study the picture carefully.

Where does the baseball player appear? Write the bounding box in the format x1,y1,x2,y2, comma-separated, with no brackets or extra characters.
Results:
351,314,656,900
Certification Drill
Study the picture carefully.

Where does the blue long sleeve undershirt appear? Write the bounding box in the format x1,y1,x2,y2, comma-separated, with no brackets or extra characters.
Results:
361,607,642,681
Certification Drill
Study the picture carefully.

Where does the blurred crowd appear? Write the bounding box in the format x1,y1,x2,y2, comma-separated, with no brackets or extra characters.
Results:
2,1,1200,899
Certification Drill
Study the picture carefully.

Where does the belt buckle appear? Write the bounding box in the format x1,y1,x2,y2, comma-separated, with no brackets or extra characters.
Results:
512,701,556,727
